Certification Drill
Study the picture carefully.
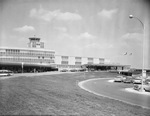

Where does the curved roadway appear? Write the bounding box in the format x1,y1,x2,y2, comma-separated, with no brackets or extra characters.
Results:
78,78,150,109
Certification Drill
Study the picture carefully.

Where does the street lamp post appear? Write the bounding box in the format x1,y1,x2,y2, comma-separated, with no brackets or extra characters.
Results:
22,62,24,73
129,15,146,92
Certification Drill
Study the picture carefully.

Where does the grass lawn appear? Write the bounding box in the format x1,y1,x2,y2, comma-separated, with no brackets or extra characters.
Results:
0,71,150,115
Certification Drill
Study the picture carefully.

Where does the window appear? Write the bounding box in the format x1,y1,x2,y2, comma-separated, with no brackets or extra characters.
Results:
61,56,68,61
99,58,104,64
75,62,81,65
61,61,68,65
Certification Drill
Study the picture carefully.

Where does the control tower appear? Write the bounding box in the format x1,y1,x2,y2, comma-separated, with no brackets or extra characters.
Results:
28,36,44,48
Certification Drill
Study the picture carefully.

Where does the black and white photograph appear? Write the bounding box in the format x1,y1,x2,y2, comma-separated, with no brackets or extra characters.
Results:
0,0,150,115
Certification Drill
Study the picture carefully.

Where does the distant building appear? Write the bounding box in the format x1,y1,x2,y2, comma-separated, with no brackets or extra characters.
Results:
28,37,44,48
55,55,130,71
0,37,57,72
0,37,131,73
55,55,105,71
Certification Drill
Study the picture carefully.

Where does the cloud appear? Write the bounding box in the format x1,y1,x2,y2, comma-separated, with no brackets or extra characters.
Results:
79,32,96,39
30,7,82,21
85,43,99,48
14,25,35,32
118,32,143,55
121,33,143,42
57,12,82,20
98,9,118,19
85,43,113,49
57,32,73,40
54,27,67,32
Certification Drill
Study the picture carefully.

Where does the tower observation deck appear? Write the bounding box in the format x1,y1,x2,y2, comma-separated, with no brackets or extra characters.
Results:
28,37,44,48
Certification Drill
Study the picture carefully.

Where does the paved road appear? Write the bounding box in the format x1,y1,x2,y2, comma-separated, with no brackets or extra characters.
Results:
79,78,150,109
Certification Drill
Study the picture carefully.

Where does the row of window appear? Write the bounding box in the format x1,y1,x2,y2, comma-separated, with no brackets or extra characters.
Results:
61,61,82,65
61,61,68,64
0,52,54,57
6,49,20,53
61,56,82,59
0,58,55,63
75,62,82,65
88,62,94,64
75,57,82,60
2,49,54,55
61,61,94,65
30,42,44,48
88,58,93,61
61,57,104,62
56,65,81,68
0,56,54,60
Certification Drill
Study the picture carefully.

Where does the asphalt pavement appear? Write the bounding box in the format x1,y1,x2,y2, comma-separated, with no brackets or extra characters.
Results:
79,78,150,109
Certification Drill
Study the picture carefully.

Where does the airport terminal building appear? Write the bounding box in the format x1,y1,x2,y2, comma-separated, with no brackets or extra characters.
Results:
0,37,56,72
0,37,130,72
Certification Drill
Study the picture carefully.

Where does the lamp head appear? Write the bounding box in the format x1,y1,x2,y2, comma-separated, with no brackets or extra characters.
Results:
129,15,133,19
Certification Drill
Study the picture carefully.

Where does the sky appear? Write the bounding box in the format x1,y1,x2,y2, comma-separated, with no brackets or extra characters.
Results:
0,0,150,69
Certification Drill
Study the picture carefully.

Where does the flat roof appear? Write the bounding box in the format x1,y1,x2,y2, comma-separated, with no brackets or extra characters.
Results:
0,47,55,52
29,37,40,40
55,54,105,59
84,63,131,67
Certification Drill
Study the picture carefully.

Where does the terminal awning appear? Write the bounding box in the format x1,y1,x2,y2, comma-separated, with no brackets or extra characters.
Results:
83,63,131,67
0,62,56,69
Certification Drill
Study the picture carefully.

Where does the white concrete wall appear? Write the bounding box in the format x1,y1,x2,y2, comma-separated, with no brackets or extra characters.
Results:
55,55,106,66
55,55,61,64
93,58,99,64
68,56,75,65
82,57,88,64
104,59,110,64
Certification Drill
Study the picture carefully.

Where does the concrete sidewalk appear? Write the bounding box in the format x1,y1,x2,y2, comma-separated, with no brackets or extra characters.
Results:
125,87,150,95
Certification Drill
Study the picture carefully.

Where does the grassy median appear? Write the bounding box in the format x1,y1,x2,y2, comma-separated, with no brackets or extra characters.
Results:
0,72,150,116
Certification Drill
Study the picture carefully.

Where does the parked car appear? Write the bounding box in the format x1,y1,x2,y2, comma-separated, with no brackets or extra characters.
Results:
60,69,68,72
132,76,142,84
114,75,125,82
70,69,77,72
78,68,86,72
132,78,142,84
114,77,122,82
0,70,13,77
134,84,150,92
134,84,141,91
123,76,133,83
145,76,150,85
144,86,150,92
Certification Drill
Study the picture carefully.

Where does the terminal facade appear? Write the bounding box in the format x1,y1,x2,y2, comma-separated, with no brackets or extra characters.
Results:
0,37,130,72
0,37,56,73
55,55,105,70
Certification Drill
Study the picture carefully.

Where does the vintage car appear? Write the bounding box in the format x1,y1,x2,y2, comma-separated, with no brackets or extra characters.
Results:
122,76,133,83
132,76,142,84
0,70,14,77
114,75,125,82
144,86,150,92
114,77,122,82
145,76,150,85
60,69,68,72
132,78,142,84
134,84,150,92
70,69,77,72
134,84,141,91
